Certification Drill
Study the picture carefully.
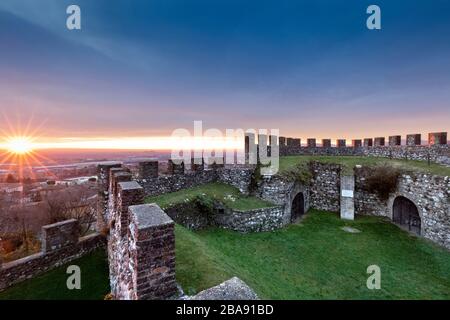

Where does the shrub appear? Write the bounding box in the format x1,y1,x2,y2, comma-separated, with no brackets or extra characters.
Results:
362,164,401,200
248,163,263,195
279,162,313,185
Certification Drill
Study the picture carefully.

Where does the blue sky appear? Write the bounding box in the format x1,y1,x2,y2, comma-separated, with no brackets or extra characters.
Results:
0,0,449,140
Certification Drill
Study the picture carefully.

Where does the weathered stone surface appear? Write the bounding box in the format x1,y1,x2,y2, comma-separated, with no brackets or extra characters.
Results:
214,206,284,233
389,135,401,146
374,137,385,146
363,138,373,147
279,143,449,166
309,162,341,212
129,204,174,230
42,219,80,253
352,139,362,148
322,139,332,148
0,232,105,292
139,160,159,179
255,174,309,224
128,204,176,300
407,134,421,146
340,175,355,220
191,277,258,300
354,167,450,249
307,138,317,148
168,159,185,175
337,139,346,148
428,132,447,145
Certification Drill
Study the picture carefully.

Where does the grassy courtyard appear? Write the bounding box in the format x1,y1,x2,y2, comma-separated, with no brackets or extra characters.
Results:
145,182,275,211
279,155,450,176
176,210,450,299
1,211,450,300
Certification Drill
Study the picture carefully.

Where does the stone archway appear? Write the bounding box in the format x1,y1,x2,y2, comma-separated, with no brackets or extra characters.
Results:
392,196,421,235
291,192,305,222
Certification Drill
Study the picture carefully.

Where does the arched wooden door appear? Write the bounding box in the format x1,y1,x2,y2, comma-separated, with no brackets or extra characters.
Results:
291,193,305,222
392,196,421,235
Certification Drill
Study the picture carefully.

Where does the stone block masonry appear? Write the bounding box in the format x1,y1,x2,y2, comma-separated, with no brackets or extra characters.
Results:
352,139,362,148
279,133,449,166
307,138,317,148
107,176,178,300
354,167,450,249
139,160,158,179
337,139,346,148
389,135,401,146
429,132,447,145
363,138,373,147
309,162,341,212
127,204,177,300
168,159,185,175
117,181,145,236
96,162,122,231
0,227,105,292
42,219,79,253
374,137,385,146
322,139,332,148
340,175,355,220
407,134,421,146
213,206,285,233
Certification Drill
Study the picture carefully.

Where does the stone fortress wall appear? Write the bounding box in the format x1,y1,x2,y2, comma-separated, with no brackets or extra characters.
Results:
1,130,449,298
0,219,105,292
277,132,449,166
99,162,259,300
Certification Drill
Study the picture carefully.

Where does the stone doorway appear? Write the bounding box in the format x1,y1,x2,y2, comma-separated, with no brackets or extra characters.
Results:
291,192,305,222
392,196,421,235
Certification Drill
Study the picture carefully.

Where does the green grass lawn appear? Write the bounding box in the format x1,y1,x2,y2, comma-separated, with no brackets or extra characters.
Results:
279,155,450,176
176,210,450,299
145,182,275,211
2,211,449,300
0,249,110,300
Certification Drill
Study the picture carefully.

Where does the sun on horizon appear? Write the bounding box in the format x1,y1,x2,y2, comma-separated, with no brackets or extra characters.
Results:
5,137,34,155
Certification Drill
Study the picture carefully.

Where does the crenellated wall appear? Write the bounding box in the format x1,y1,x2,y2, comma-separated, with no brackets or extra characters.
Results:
275,132,449,166
136,161,254,197
103,164,178,300
0,220,105,292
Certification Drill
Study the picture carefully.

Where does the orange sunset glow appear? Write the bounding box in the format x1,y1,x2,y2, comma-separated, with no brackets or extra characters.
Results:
0,136,244,151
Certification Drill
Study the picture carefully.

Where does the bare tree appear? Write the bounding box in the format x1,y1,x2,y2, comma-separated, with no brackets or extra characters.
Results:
44,185,97,236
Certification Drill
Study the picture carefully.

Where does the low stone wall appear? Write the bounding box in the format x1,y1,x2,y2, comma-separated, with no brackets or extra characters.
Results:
164,202,211,230
164,200,284,233
137,170,217,197
137,166,255,197
362,145,450,166
214,206,285,233
0,232,105,292
354,168,450,249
